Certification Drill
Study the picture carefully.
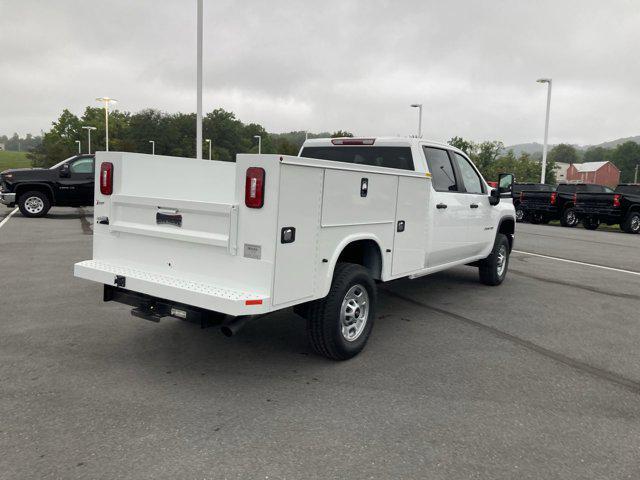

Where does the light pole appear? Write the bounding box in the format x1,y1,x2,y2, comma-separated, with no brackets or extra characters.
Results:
95,97,117,151
196,0,203,159
305,131,309,141
82,126,96,154
75,140,81,154
205,139,212,160
254,135,262,154
149,140,155,155
410,103,423,138
537,78,552,184
635,163,639,184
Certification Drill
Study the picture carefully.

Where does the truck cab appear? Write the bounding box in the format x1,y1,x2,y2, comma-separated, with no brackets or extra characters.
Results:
74,138,515,360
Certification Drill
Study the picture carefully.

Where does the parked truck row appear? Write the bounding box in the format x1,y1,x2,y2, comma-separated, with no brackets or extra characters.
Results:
515,182,640,233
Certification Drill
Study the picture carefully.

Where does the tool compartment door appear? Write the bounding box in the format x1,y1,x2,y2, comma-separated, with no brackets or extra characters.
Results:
272,164,324,306
392,176,428,275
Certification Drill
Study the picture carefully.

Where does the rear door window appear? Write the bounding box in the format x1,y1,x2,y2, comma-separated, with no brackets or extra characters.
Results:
300,146,414,170
423,147,458,192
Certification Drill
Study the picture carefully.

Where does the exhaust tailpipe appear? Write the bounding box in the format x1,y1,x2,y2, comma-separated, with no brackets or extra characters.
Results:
220,316,251,337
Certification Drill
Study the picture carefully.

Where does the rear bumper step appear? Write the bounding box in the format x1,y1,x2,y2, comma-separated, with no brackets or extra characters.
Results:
75,260,269,316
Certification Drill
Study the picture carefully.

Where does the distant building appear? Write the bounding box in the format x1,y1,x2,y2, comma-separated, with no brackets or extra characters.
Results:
0,143,5,151
554,162,570,183
566,161,620,187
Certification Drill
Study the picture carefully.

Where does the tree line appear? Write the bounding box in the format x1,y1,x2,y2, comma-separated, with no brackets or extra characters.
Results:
448,137,558,184
5,105,638,183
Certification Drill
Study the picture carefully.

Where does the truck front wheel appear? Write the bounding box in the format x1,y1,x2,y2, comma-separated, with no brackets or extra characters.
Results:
306,263,376,360
582,217,600,230
18,191,51,218
561,207,579,227
478,233,510,286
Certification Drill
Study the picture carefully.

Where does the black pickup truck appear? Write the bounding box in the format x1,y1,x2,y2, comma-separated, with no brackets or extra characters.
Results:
519,183,614,227
512,183,554,222
0,154,95,217
574,184,640,233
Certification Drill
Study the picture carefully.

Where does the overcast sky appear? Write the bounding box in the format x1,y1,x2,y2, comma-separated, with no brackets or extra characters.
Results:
1,0,639,145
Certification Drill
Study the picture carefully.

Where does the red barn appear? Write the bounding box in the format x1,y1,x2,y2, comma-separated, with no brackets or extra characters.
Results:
566,161,620,188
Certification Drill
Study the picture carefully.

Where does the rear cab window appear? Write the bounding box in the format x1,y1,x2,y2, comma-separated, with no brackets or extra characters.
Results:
300,146,414,171
615,185,640,195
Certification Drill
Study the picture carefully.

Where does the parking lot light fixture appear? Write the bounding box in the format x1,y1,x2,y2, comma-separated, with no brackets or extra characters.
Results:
95,97,118,151
82,126,96,154
536,78,552,184
410,104,423,138
205,139,212,160
149,140,155,155
254,135,262,154
75,140,81,154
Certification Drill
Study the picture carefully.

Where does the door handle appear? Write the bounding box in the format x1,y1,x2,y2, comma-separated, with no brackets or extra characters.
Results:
436,203,448,209
470,203,479,209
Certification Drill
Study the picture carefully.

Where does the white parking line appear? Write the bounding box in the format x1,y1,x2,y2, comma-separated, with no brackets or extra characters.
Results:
513,250,640,277
0,208,18,231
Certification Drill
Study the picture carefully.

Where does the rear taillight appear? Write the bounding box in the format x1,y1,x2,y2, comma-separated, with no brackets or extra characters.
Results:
245,167,265,208
520,192,525,201
573,193,577,203
100,162,113,195
613,194,621,207
550,192,557,205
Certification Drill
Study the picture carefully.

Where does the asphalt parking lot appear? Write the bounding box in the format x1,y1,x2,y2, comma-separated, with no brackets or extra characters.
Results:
1,208,639,479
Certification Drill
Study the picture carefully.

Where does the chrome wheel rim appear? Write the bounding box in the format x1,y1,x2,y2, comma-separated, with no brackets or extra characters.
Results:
24,196,44,214
632,216,640,232
496,244,508,277
567,211,577,225
340,284,369,342
516,209,524,221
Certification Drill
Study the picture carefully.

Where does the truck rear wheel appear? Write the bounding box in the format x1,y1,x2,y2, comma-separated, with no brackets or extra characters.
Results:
18,191,51,218
622,211,640,234
560,207,578,227
515,207,525,222
306,263,376,360
478,233,510,286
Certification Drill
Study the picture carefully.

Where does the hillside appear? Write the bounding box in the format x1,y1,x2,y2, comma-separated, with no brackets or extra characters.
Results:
505,135,640,156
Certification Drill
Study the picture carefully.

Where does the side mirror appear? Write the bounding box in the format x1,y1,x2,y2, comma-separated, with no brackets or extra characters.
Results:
59,164,70,178
498,172,515,196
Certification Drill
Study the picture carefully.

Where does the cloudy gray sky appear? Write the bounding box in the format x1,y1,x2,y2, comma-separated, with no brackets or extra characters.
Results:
1,0,639,145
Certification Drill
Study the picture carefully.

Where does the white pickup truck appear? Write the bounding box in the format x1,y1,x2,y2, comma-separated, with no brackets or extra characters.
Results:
75,137,515,360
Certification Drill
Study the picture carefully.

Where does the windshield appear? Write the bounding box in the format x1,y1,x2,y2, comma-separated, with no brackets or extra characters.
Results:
49,156,76,170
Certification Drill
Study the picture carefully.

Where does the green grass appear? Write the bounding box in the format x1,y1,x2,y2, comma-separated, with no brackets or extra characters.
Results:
0,151,31,172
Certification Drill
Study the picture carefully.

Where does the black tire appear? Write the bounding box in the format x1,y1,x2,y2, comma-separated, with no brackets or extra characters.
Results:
18,190,51,218
306,263,376,360
621,211,640,234
582,217,600,230
515,207,525,223
529,213,542,224
478,233,510,286
560,207,578,227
